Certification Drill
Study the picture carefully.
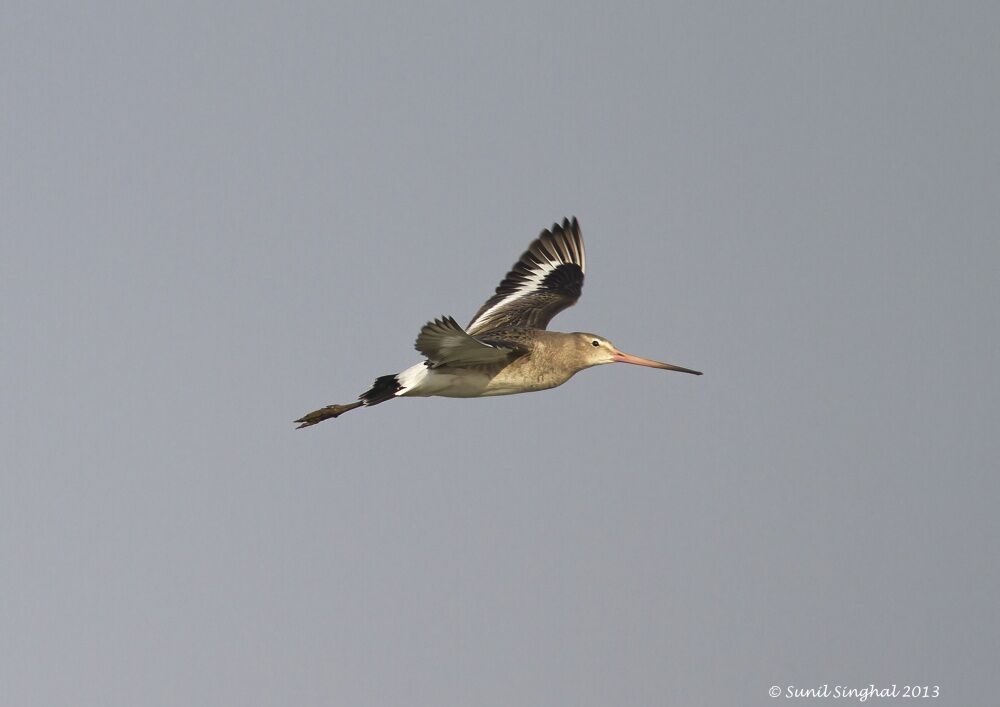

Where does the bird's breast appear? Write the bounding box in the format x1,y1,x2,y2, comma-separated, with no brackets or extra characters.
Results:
481,355,576,396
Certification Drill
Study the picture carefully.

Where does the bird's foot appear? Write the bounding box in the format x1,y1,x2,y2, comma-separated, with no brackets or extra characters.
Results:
294,401,363,428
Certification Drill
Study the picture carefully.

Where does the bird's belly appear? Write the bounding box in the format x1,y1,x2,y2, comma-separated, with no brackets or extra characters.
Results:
404,367,494,398
480,364,571,396
404,362,568,398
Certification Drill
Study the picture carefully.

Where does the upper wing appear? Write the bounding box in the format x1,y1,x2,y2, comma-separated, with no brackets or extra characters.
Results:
415,316,523,368
466,217,585,335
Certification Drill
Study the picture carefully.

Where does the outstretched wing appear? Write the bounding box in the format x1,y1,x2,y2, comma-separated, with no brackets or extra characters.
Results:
466,217,585,335
415,316,523,368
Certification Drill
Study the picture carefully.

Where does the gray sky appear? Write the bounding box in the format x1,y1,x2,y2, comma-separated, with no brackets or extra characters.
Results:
3,2,998,706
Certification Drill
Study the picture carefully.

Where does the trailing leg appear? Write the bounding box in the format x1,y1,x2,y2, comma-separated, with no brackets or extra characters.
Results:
294,401,363,428
293,372,403,429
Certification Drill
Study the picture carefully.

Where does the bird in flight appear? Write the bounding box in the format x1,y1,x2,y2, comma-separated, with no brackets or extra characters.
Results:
295,217,701,428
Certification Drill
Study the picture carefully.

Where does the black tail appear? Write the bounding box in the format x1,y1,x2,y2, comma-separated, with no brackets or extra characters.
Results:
360,374,401,406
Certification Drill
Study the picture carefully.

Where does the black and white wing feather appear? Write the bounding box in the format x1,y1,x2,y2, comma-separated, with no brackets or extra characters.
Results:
415,316,523,368
467,217,585,335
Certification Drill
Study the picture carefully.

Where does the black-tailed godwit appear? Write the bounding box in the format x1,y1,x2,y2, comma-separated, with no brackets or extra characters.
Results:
295,217,701,428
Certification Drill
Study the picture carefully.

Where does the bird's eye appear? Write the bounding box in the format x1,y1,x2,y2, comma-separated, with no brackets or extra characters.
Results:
592,340,600,347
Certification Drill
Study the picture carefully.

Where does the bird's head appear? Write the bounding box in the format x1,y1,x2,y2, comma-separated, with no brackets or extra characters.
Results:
572,332,703,375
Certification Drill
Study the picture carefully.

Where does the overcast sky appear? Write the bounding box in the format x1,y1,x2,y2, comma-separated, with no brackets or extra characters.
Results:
3,2,998,706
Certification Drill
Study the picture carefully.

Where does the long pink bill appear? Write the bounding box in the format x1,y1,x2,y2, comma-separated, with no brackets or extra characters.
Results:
612,350,703,375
